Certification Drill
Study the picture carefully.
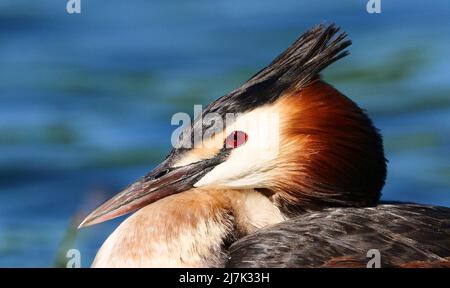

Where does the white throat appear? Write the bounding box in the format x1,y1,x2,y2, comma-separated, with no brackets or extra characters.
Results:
91,189,285,268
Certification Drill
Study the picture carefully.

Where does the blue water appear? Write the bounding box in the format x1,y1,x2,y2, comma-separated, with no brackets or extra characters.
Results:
0,0,450,267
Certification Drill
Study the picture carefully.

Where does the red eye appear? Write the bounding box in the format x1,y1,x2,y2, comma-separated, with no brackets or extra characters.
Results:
225,131,248,149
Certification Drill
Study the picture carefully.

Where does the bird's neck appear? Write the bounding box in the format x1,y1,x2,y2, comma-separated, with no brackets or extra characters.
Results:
92,189,285,267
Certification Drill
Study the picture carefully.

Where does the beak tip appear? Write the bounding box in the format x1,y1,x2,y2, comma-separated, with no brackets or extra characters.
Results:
77,213,99,229
77,203,122,229
77,218,90,229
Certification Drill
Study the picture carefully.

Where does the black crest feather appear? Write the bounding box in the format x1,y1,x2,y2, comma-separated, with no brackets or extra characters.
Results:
204,24,352,116
245,24,351,90
168,24,351,160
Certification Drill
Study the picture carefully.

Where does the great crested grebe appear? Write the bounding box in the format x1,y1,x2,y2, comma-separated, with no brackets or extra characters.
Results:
79,24,450,268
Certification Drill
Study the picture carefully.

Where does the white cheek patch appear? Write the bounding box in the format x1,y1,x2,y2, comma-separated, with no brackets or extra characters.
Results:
194,106,280,189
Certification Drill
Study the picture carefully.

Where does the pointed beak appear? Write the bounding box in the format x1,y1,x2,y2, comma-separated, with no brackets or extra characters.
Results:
78,153,228,228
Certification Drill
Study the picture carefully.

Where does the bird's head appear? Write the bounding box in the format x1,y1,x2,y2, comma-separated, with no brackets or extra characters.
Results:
79,24,387,228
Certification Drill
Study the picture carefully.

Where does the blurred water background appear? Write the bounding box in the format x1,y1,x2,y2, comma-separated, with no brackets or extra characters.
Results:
0,0,449,267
